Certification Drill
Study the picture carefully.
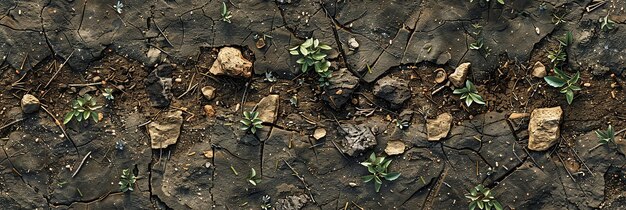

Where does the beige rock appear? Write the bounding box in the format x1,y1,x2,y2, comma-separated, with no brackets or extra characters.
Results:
148,110,183,149
313,128,326,140
21,94,40,114
209,47,253,78
427,113,453,141
532,61,546,78
256,95,279,124
203,105,216,118
528,107,563,151
201,86,216,100
449,63,470,87
203,150,214,159
509,113,530,119
385,141,406,155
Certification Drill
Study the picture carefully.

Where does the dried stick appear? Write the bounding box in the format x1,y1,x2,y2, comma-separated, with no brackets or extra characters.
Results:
72,151,92,178
45,50,75,89
282,160,316,203
41,106,79,155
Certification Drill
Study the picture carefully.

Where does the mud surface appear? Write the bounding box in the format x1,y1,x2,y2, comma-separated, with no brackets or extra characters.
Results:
1,0,626,209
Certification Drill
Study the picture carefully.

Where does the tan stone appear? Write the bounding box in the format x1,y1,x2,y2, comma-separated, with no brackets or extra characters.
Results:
256,95,279,123
209,47,253,78
21,94,40,114
203,105,216,118
427,113,453,141
385,141,406,155
528,107,563,151
449,62,470,87
531,61,546,78
201,86,216,100
148,110,183,149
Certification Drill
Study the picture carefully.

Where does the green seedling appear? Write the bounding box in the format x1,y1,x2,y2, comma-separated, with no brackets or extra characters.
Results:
248,168,262,186
289,38,333,87
453,80,486,107
119,169,136,192
596,125,615,146
543,68,581,104
601,15,615,31
240,111,263,134
361,153,401,193
63,94,102,124
103,88,114,100
469,38,484,50
465,184,503,210
220,2,232,23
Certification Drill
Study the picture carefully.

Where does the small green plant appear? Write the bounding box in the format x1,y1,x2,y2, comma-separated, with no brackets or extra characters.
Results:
601,15,615,31
248,168,262,186
119,169,136,192
289,38,333,87
361,153,401,193
543,68,581,104
469,38,484,50
63,94,102,124
220,2,232,23
103,88,114,100
394,119,409,130
453,80,486,107
548,31,572,67
260,195,272,210
596,125,615,146
240,111,263,134
465,184,503,210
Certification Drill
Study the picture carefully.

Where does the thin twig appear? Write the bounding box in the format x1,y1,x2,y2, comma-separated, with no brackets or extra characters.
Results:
72,151,92,178
45,50,75,89
41,106,79,155
152,19,174,47
68,81,105,87
282,160,316,203
0,118,25,131
556,152,576,183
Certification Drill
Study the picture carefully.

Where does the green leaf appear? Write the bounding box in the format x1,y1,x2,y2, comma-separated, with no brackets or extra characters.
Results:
300,45,309,56
383,172,401,181
313,39,319,48
84,111,91,120
553,68,568,79
453,88,468,95
374,179,382,192
290,50,299,55
63,111,74,124
251,127,257,134
250,168,256,177
469,201,477,210
493,200,503,210
477,200,484,209
465,96,473,107
244,111,251,119
369,153,376,162
544,76,567,87
565,89,574,104
312,52,327,60
289,46,299,51
302,38,313,48
367,166,376,174
319,44,332,50
569,85,581,91
497,0,504,4
570,71,580,83
470,93,486,105
362,175,375,183
302,63,309,73
221,2,227,15
382,159,392,170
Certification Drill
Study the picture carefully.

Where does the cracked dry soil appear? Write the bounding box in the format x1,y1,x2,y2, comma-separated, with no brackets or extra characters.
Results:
1,0,626,209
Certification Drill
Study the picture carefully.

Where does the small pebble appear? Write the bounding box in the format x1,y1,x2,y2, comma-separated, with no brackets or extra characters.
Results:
175,78,182,83
583,83,591,87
